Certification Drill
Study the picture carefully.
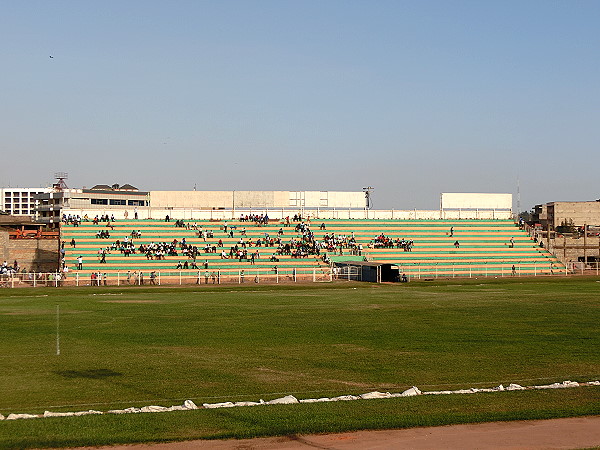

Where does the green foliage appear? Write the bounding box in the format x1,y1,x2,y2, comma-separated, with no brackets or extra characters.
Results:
0,279,599,447
518,210,533,222
556,218,577,234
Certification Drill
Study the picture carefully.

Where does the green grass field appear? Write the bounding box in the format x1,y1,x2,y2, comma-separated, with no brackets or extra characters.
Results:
1,277,599,448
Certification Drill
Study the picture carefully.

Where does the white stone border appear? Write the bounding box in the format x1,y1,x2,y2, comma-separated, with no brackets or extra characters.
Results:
1,380,598,421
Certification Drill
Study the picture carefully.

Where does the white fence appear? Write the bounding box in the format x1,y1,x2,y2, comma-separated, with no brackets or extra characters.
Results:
0,267,332,288
396,261,600,280
3,262,599,288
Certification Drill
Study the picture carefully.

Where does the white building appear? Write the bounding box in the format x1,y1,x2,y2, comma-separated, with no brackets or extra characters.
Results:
1,187,53,217
32,185,513,223
34,187,367,223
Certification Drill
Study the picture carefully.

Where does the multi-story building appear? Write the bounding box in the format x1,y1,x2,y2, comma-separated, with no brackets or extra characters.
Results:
34,184,149,226
1,187,53,217
532,200,600,230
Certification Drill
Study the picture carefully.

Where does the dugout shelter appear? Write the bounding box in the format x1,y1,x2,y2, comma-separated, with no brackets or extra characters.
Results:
334,261,400,283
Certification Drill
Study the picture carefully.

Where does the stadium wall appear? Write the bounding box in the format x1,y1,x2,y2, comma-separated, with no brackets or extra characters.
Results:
0,230,59,272
149,191,366,209
44,190,515,221
547,235,600,265
60,207,512,220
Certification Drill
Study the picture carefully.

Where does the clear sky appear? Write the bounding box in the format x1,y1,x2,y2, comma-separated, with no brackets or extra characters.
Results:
1,1,599,211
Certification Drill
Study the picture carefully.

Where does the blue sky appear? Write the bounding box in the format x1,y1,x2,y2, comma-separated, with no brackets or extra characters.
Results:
1,1,599,210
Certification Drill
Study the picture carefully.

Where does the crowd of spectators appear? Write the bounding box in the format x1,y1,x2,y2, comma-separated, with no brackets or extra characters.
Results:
96,230,111,239
63,213,117,226
1,260,19,275
239,213,269,225
63,217,433,276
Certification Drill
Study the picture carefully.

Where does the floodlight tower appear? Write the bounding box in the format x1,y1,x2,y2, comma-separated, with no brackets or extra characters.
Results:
54,172,69,191
363,186,374,210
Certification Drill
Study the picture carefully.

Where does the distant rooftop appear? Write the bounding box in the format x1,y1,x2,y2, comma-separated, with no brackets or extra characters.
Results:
90,183,139,192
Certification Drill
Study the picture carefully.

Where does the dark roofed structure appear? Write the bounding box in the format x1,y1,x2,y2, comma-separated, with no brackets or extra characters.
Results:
333,261,400,283
90,184,113,191
89,183,139,192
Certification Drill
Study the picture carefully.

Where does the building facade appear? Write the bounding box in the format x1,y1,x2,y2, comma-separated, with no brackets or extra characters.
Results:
34,185,149,226
1,187,53,217
34,187,367,223
532,201,600,230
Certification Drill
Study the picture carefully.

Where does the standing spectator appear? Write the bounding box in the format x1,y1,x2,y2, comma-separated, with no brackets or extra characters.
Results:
77,256,83,270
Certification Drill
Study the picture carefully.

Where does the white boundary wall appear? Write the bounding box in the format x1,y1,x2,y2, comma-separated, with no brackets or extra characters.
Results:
61,208,513,220
150,191,366,209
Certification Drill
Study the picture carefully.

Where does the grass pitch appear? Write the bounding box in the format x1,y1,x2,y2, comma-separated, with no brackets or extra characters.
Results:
1,277,599,448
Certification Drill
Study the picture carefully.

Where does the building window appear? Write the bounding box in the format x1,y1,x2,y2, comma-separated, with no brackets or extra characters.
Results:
91,198,109,205
109,199,127,205
128,200,146,206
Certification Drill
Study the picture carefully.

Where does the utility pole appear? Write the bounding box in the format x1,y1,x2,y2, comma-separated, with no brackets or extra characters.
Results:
516,176,521,219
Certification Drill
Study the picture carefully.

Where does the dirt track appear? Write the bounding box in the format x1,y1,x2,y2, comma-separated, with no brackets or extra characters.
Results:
87,416,600,449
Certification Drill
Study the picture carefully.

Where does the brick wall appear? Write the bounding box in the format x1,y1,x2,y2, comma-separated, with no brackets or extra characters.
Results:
549,235,600,264
0,231,59,271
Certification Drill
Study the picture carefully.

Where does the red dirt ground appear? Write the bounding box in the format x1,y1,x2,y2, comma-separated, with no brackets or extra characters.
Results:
85,415,600,449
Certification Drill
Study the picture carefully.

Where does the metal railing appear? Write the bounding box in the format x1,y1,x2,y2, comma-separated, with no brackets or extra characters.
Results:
394,261,597,280
0,267,332,288
2,261,598,288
